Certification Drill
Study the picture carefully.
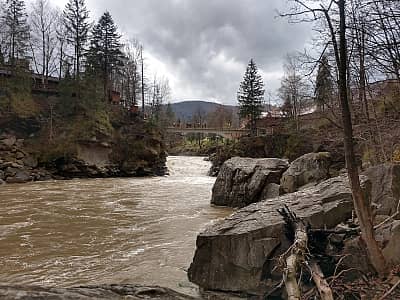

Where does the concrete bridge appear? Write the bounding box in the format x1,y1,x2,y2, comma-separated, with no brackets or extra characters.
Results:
166,127,251,139
166,127,254,139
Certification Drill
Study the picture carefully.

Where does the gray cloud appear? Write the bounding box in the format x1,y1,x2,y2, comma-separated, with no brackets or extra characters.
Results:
86,0,313,104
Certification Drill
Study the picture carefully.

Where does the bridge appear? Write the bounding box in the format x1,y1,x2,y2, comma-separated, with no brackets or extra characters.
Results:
166,127,260,139
166,127,275,139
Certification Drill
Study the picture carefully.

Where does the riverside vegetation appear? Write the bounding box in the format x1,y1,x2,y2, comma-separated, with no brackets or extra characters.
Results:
0,0,170,184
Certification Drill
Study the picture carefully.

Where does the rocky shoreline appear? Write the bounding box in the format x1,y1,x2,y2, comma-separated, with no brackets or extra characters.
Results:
188,153,400,298
0,133,167,185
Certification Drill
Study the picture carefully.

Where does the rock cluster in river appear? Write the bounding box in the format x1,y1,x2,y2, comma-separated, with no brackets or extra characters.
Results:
211,153,333,208
0,134,52,184
189,154,400,297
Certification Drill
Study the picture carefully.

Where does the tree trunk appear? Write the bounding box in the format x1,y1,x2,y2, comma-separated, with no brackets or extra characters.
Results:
337,0,388,276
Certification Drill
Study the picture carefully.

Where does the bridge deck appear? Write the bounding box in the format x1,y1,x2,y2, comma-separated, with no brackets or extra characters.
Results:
166,127,272,139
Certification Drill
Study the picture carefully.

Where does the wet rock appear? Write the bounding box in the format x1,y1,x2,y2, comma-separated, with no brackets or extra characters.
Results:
15,151,25,160
0,179,5,185
15,139,24,148
6,170,32,183
189,175,360,295
211,157,289,208
5,167,19,177
22,155,38,168
0,284,196,299
1,136,16,147
364,163,400,217
280,152,331,194
0,162,14,169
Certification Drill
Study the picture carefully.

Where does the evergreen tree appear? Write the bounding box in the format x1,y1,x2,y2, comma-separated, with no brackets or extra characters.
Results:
2,0,30,66
63,0,90,79
315,55,334,112
87,11,122,100
165,102,175,126
237,59,265,135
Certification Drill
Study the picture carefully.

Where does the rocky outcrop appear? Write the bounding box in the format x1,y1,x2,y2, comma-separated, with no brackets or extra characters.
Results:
211,157,289,208
364,163,400,217
189,175,359,295
280,152,332,194
0,284,195,299
0,134,52,184
0,123,168,184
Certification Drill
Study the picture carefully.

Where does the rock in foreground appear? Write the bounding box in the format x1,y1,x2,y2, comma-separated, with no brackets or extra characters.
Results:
211,157,289,208
189,176,358,296
0,284,196,300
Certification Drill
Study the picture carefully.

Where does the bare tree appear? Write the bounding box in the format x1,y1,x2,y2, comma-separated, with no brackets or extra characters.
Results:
278,54,312,130
29,0,59,82
55,10,68,80
281,0,388,276
119,39,142,107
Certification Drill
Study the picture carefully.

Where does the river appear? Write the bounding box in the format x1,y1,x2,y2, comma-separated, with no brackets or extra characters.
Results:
0,156,232,295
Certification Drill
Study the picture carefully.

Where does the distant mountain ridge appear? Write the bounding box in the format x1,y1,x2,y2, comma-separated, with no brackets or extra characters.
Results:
167,101,237,121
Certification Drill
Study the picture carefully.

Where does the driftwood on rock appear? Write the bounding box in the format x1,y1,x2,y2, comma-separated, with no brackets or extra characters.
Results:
310,261,334,300
278,205,334,300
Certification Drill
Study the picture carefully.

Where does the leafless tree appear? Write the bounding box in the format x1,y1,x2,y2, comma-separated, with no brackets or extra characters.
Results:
281,0,388,276
29,0,60,82
278,54,313,130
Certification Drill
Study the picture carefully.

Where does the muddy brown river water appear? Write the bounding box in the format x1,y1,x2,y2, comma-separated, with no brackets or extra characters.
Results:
0,156,232,295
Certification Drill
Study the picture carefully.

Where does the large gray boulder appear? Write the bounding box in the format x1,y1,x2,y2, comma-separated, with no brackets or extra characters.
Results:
364,163,400,217
189,175,360,296
211,157,289,208
280,152,331,194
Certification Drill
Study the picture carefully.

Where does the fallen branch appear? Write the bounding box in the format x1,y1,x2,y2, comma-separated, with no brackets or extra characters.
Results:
378,278,400,300
310,261,334,300
278,206,308,300
278,205,334,300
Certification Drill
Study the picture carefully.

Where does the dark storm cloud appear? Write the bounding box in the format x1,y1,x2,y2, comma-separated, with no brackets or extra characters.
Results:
86,0,313,104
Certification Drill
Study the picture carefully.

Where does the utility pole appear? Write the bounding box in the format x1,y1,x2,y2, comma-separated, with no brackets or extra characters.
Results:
141,46,145,119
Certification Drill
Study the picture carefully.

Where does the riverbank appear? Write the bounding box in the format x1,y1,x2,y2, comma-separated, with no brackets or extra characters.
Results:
0,118,167,185
188,154,400,299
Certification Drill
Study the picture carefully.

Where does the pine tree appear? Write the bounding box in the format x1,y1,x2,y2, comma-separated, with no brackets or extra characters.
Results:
237,59,265,135
63,0,90,79
2,0,30,66
315,55,334,112
87,11,122,100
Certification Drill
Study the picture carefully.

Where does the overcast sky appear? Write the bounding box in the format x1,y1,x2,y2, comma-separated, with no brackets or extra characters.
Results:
47,0,313,105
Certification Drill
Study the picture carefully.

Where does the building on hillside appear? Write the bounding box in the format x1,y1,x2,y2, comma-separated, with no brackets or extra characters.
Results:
31,74,60,94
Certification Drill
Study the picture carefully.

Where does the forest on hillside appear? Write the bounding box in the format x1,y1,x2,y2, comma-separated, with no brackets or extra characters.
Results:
0,0,173,136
